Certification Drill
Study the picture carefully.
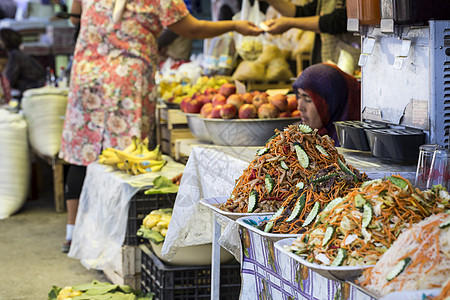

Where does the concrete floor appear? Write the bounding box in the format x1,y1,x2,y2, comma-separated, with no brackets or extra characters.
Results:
0,161,107,300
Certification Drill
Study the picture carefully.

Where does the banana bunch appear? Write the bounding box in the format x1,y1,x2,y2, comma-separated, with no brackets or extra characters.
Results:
142,208,172,237
137,208,173,244
98,137,166,175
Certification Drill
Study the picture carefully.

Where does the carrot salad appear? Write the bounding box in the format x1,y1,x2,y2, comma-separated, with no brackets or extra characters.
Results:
258,164,365,234
219,124,366,213
286,177,450,267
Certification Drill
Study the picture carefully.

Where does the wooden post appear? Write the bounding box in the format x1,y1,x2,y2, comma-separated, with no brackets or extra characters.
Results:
52,158,65,213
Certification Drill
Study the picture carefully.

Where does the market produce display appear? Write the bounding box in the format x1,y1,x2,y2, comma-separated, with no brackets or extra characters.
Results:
357,212,450,298
219,124,365,213
285,178,450,267
137,208,173,244
258,163,366,234
159,75,229,105
180,81,301,119
98,137,165,175
48,280,153,299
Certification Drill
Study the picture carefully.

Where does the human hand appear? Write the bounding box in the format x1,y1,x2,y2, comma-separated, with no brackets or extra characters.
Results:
264,17,293,35
233,20,263,36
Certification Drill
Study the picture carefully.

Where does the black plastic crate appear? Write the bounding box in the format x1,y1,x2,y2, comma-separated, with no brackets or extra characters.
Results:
140,245,241,300
124,191,176,245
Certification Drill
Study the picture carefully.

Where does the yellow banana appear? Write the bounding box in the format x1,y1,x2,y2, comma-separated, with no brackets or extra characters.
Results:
156,220,170,228
101,148,118,158
145,215,161,228
113,148,159,162
142,137,149,148
122,136,139,153
116,162,127,170
160,228,168,237
99,154,121,165
148,160,166,172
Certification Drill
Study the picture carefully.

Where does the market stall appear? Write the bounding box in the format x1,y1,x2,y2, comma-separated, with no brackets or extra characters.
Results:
67,156,185,276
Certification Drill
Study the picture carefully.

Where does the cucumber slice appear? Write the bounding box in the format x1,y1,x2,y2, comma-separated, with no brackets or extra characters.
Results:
331,248,347,266
315,145,330,157
265,174,275,194
440,218,450,229
256,148,269,155
310,172,338,184
338,158,358,182
280,161,289,170
360,179,382,188
247,190,259,213
322,226,335,247
296,181,304,189
362,203,373,228
386,258,411,281
354,194,366,208
294,143,309,169
302,202,321,227
323,197,344,212
264,206,285,233
298,124,312,133
286,194,306,222
388,176,408,189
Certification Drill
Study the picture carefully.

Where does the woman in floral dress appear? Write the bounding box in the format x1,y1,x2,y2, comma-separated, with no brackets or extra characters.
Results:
59,0,261,252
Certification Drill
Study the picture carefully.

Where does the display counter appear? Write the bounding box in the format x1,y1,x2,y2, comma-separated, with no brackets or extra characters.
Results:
161,143,417,299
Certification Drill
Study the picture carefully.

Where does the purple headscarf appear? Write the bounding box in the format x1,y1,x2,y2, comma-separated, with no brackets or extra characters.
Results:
292,63,361,144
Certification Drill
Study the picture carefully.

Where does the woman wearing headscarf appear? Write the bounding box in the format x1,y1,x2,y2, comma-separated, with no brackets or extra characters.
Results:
292,63,360,145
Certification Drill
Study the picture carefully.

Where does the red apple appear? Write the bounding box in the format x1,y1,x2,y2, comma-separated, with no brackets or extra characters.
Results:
291,110,302,118
210,105,222,118
212,94,227,107
204,87,216,95
238,104,258,119
200,103,213,118
252,93,269,109
287,95,298,111
251,90,261,97
270,94,288,112
219,83,236,98
258,103,278,119
220,103,237,119
241,92,254,104
201,93,213,105
194,94,206,104
180,96,191,113
226,94,244,109
186,99,203,113
278,111,292,118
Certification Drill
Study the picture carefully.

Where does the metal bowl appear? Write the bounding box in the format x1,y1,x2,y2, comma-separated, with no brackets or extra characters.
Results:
202,117,302,146
184,113,212,143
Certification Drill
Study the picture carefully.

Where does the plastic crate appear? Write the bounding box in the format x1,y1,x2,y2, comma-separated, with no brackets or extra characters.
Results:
140,245,241,300
124,191,176,246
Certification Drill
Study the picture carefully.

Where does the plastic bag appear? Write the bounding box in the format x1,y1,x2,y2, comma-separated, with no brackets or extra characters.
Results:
203,33,236,76
233,0,264,61
232,60,266,81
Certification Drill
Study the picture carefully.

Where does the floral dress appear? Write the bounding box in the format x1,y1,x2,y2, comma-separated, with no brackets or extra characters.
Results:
59,0,189,166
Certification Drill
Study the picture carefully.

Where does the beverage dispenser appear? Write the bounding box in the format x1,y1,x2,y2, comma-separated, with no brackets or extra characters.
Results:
357,20,450,162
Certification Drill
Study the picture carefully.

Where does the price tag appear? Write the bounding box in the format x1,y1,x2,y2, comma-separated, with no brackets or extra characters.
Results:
234,80,247,94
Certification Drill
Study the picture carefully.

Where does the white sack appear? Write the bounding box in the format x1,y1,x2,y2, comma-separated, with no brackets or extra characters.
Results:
0,109,30,219
21,87,68,157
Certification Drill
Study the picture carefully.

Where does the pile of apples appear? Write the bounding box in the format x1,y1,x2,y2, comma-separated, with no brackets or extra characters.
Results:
180,82,302,120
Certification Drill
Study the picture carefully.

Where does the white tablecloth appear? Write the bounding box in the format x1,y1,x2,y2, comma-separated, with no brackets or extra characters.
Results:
68,157,185,272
